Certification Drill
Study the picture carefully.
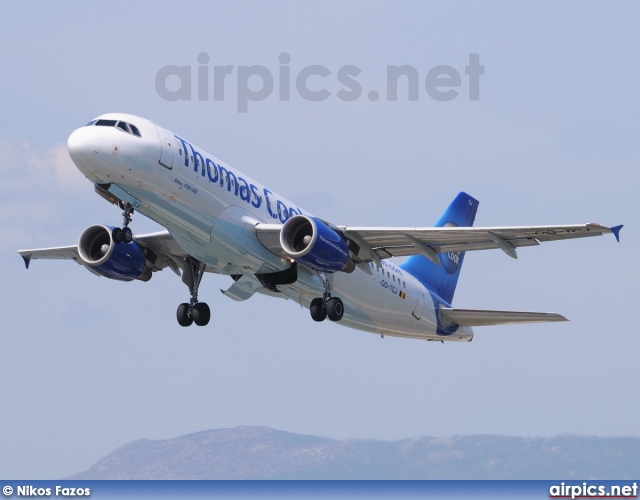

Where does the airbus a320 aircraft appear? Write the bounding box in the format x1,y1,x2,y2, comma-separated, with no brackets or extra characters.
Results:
18,114,622,341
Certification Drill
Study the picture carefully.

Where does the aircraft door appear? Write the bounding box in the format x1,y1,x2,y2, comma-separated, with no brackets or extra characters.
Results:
412,290,426,320
155,125,174,169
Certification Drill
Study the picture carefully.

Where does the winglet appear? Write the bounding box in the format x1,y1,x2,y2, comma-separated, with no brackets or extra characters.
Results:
610,224,623,242
21,254,31,269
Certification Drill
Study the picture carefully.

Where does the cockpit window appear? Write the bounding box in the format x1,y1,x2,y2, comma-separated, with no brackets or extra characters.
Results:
129,124,142,138
95,119,117,127
89,119,142,138
117,121,131,133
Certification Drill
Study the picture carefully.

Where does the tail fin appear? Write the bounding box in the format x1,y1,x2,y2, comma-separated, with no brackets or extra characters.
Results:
400,192,479,304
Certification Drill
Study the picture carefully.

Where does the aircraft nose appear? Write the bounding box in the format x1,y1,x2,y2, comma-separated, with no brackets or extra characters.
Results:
67,126,101,171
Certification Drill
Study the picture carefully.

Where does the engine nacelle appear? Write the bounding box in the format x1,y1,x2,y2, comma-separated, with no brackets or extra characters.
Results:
78,225,151,281
280,215,354,273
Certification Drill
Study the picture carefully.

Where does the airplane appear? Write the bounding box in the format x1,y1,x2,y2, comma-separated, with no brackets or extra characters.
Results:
17,113,623,341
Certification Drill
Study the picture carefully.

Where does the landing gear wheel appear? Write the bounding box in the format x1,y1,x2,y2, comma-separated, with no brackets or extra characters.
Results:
310,298,327,322
112,227,123,244
192,302,211,327
177,303,193,327
122,227,133,243
326,297,344,322
176,258,208,328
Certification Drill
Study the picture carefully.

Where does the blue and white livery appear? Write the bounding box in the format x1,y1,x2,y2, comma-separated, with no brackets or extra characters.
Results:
18,113,623,341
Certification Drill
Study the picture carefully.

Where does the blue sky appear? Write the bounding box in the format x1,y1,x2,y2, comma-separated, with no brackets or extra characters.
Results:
0,1,638,478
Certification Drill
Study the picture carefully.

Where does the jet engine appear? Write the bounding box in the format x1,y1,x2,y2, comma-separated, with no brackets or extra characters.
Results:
78,225,152,281
280,215,355,273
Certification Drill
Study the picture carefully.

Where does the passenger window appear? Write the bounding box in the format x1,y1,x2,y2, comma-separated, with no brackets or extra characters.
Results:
403,281,406,287
392,275,395,282
179,149,183,156
387,272,390,278
129,124,142,137
117,121,130,133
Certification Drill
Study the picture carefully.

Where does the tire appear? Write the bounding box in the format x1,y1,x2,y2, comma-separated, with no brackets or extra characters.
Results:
112,227,123,244
310,298,327,322
122,227,133,243
192,302,211,327
326,297,344,322
177,303,193,327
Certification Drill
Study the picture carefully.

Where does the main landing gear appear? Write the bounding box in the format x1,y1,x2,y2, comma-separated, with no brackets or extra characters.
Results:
177,257,211,327
310,274,344,323
111,202,134,244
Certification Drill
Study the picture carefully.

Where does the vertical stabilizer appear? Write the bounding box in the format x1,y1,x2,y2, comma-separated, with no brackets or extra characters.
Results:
400,192,479,304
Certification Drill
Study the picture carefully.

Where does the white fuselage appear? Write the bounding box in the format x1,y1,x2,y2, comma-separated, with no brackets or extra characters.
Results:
68,113,473,342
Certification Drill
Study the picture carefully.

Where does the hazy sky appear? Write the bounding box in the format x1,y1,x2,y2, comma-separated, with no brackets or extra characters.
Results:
1,1,638,479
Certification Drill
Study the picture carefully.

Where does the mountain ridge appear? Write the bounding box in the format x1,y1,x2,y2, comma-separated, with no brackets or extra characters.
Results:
67,426,640,480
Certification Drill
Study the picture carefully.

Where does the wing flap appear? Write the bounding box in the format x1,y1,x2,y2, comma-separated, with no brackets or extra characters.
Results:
440,307,568,327
373,237,542,258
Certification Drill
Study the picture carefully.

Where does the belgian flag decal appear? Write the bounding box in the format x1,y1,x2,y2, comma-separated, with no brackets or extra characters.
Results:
399,291,406,299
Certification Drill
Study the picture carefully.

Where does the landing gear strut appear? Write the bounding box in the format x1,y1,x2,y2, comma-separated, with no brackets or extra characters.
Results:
177,257,211,327
309,273,344,322
112,202,134,244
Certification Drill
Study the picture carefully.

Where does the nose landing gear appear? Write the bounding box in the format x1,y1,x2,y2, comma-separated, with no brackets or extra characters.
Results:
112,202,134,244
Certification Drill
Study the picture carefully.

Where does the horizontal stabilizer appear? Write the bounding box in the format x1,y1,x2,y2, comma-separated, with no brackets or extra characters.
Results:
440,307,568,327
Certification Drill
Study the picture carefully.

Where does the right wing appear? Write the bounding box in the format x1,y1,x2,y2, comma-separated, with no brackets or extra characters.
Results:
18,230,192,276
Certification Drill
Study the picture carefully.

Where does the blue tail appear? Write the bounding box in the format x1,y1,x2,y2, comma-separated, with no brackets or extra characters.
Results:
399,192,479,304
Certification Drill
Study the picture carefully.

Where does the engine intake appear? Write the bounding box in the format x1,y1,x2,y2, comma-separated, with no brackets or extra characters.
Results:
280,216,354,273
78,225,151,281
